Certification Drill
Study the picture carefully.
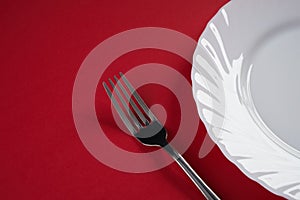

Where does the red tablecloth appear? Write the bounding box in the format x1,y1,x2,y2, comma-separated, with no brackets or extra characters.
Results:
1,0,284,199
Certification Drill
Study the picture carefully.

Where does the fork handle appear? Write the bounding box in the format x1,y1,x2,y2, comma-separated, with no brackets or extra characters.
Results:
163,144,220,200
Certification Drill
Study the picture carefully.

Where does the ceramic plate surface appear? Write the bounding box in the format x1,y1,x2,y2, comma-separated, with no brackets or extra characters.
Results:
191,0,300,199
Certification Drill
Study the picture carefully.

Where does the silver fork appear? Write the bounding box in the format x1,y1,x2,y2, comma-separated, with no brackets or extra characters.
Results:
103,72,220,200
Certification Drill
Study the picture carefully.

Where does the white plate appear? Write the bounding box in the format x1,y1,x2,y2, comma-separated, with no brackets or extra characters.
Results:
191,0,300,199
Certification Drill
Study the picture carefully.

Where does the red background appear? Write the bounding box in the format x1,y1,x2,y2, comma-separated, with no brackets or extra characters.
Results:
0,0,284,199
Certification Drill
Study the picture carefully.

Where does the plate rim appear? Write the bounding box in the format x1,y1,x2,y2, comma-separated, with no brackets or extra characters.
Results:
191,1,300,199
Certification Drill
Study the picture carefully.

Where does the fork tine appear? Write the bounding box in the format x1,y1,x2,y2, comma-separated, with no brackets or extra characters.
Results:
103,81,136,134
114,75,149,125
120,72,156,121
108,79,142,129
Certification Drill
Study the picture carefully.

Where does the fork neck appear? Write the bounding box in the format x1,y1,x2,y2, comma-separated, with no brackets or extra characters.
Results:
135,121,168,147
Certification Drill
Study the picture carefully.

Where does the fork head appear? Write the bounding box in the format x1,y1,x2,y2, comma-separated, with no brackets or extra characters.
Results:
103,72,168,147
